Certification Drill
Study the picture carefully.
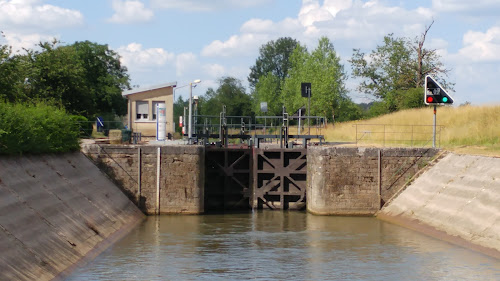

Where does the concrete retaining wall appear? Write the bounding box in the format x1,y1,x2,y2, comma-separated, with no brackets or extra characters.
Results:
378,153,500,257
307,147,438,215
82,144,204,215
0,153,145,281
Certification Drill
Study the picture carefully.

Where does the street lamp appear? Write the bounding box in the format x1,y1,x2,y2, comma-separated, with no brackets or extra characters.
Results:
188,79,201,144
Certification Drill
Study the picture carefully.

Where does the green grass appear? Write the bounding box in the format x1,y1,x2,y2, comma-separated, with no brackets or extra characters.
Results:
324,105,500,155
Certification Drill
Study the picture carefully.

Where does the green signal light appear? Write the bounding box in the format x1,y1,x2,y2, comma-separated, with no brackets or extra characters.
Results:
442,97,448,103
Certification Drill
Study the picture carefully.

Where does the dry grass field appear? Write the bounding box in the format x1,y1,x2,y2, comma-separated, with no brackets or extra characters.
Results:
321,105,500,156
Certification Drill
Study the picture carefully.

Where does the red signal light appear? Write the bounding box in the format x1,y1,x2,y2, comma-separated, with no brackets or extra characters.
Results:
426,96,434,103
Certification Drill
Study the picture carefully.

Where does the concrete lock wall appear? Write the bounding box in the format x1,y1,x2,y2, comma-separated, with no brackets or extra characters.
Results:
82,144,204,215
0,152,145,281
307,147,439,216
378,153,500,257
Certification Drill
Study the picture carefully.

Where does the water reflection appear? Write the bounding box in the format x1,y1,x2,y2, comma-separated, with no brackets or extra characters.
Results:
68,212,500,281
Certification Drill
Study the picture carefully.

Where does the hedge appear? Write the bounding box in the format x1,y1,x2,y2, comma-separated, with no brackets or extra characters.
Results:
0,102,81,155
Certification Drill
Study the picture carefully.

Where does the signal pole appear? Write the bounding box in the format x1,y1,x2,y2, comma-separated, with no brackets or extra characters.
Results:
433,105,437,148
424,75,454,148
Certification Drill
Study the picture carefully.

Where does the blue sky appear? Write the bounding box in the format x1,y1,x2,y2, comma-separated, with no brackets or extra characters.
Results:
1,0,500,106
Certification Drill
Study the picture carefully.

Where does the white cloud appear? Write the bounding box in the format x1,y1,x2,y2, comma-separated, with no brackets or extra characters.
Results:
298,0,334,27
0,0,83,29
240,19,274,34
176,52,198,76
108,0,154,24
323,0,353,17
201,33,270,57
150,0,272,12
1,31,56,51
308,1,434,41
432,0,500,13
202,64,226,79
202,0,434,59
117,43,174,70
453,26,500,62
452,63,500,105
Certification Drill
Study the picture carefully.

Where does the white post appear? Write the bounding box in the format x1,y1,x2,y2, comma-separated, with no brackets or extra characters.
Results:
187,80,200,144
183,106,186,140
188,83,193,144
156,147,161,214
156,103,166,141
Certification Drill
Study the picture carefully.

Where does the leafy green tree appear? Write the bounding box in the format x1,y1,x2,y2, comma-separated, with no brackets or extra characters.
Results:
350,34,412,100
249,37,301,116
0,44,29,102
252,73,282,115
199,77,252,117
73,41,130,116
350,22,452,113
24,41,92,115
248,37,300,88
282,37,353,122
1,40,130,118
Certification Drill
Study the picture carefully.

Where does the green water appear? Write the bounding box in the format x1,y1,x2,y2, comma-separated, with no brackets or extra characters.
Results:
67,211,500,280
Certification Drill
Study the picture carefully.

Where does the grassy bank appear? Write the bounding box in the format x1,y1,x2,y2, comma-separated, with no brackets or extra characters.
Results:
324,105,500,155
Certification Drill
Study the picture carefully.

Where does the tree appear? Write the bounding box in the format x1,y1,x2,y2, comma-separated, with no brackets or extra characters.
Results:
350,23,452,113
72,41,130,116
252,72,282,115
412,21,451,88
199,77,252,117
350,34,413,100
249,37,301,116
1,40,130,118
24,41,92,116
0,43,29,102
248,37,300,88
282,37,354,122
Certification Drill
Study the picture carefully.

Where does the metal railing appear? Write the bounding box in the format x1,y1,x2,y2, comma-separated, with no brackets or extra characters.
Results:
353,124,444,147
75,121,126,139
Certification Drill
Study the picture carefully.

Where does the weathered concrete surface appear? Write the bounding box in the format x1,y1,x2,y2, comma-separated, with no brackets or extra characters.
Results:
378,153,500,258
0,153,145,281
82,144,204,215
307,147,438,215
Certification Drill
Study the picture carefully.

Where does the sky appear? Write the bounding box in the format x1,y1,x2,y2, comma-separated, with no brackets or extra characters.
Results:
1,0,500,106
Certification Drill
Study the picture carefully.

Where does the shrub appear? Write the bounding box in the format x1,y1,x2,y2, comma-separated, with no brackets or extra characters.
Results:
0,102,80,154
71,115,93,138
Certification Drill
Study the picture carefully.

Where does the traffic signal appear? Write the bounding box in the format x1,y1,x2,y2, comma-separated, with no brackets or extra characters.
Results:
424,75,453,105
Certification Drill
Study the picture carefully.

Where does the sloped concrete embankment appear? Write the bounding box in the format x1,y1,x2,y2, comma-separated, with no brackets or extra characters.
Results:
0,152,145,281
378,153,500,258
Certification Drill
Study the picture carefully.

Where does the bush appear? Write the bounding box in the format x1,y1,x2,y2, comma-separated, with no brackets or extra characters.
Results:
71,115,93,138
0,102,80,155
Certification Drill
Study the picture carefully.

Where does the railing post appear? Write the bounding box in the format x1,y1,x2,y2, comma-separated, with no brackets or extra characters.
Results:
411,125,414,147
137,147,141,206
383,125,386,147
355,125,358,145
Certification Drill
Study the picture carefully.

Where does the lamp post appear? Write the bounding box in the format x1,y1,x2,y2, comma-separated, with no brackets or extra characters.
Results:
188,79,201,144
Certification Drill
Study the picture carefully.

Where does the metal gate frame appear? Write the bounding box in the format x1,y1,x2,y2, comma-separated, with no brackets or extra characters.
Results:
204,147,252,210
252,148,307,210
